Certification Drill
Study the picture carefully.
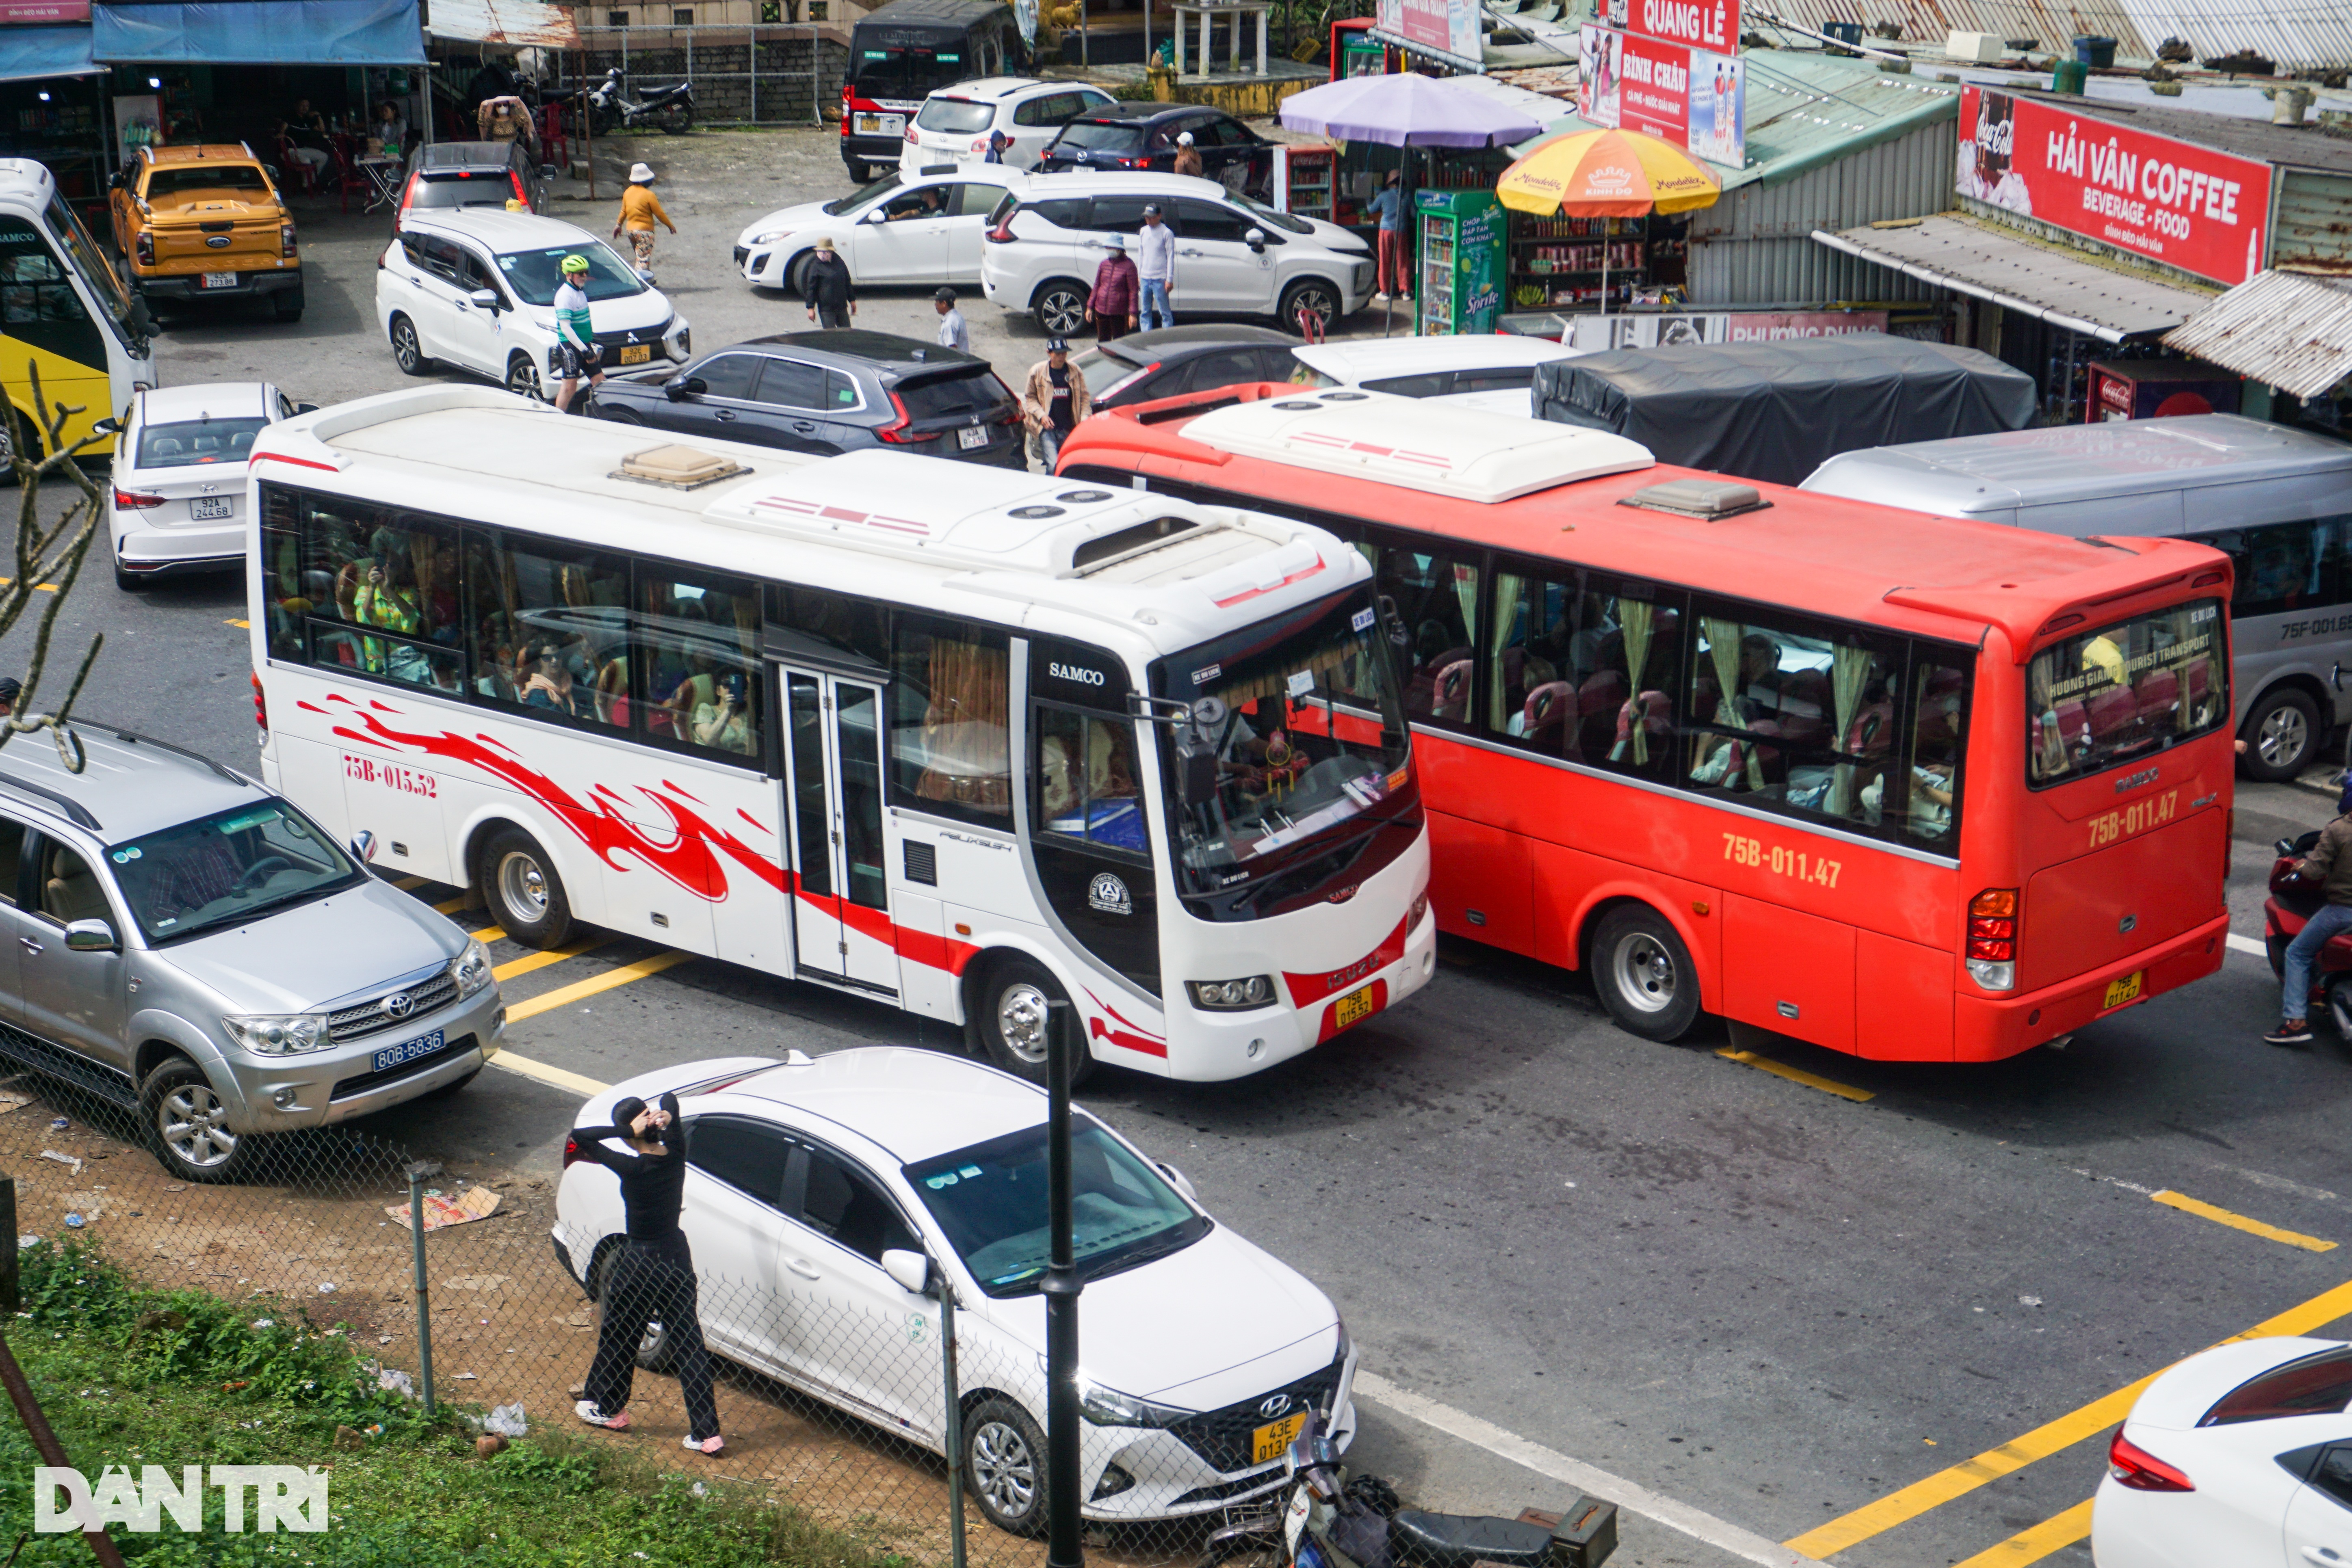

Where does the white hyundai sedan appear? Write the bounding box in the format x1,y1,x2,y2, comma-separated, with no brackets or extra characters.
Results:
552,1048,1356,1536
2092,1335,2352,1566
106,381,310,592
733,168,1031,294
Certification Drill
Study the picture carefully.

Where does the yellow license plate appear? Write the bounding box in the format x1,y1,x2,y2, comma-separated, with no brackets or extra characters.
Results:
1333,984,1377,1030
2103,970,2144,1010
1252,1411,1306,1466
619,344,652,365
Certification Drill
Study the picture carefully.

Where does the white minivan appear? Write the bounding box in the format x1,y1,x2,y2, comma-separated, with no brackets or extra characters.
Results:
1803,414,2352,782
375,209,691,401
978,171,1372,335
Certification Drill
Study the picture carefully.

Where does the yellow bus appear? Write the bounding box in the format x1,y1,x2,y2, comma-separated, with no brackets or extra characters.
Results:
0,158,154,462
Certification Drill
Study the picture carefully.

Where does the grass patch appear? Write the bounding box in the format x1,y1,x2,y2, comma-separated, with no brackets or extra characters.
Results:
0,1239,922,1567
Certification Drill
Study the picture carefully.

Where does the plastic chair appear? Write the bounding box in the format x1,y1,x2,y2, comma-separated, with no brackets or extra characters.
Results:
274,136,318,197
327,136,370,215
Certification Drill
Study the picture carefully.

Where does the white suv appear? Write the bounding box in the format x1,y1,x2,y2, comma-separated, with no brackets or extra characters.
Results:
375,209,691,401
978,172,1372,335
901,78,1115,175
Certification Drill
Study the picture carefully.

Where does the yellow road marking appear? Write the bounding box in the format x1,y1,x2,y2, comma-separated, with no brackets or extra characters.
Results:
390,876,430,891
0,578,58,593
470,926,507,945
1789,1274,2352,1557
224,618,249,628
431,895,470,915
484,1049,608,1097
1948,1500,2093,1568
493,936,611,983
502,951,692,1023
1715,1047,1874,1103
2154,1190,2338,1252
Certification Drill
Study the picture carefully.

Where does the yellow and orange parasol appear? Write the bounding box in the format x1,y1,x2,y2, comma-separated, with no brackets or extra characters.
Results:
1497,128,1721,313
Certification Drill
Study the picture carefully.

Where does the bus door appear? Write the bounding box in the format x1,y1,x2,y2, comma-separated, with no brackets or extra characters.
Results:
778,667,898,995
0,212,113,459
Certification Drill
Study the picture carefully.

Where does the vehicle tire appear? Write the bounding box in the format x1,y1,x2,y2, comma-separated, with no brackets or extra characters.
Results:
389,313,437,376
420,1066,480,1101
2242,687,2321,783
113,546,143,593
963,1395,1048,1538
786,249,814,298
975,954,1096,1088
478,826,574,949
505,352,546,403
600,407,644,425
0,412,42,480
141,1057,258,1185
589,1242,678,1373
272,285,303,323
1589,904,1704,1043
659,104,694,135
1278,277,1342,335
1031,279,1088,337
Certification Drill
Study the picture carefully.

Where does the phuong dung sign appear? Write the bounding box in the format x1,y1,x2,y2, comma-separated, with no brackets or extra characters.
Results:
1957,86,2273,287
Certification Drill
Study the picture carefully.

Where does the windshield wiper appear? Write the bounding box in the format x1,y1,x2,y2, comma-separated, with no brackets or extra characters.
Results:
1079,1224,1203,1283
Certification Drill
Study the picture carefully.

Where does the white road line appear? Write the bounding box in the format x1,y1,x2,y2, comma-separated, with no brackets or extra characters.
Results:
2229,933,2268,958
1351,1371,1831,1568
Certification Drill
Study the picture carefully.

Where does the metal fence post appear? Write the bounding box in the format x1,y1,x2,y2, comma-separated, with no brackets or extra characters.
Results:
0,1178,18,1315
751,25,759,123
406,1161,440,1416
940,1278,968,1568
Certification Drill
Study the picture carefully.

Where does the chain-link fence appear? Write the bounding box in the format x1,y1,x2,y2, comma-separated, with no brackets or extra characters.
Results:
545,28,849,127
0,1060,1349,1568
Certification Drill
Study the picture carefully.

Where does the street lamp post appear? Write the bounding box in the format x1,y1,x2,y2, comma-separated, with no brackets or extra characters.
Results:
1042,997,1085,1568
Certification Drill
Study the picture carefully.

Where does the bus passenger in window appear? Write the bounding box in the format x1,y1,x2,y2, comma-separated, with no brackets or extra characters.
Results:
521,641,579,715
692,673,753,755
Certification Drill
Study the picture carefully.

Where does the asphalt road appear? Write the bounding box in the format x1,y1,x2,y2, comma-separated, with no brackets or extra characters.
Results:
8,126,2350,1568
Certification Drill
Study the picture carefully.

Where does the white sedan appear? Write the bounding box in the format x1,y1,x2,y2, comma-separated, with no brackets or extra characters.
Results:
733,169,1029,293
2092,1335,2352,1566
552,1047,1357,1536
105,381,311,592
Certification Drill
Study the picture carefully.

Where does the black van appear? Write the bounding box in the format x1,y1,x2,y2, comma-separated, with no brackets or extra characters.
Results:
840,0,1027,180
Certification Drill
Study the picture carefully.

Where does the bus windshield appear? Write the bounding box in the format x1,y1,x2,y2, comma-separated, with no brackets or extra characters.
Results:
2027,599,2229,786
1154,586,1412,901
43,194,140,348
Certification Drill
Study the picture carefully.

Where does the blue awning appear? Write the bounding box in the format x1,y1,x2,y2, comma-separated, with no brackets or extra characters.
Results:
92,0,424,63
0,24,99,81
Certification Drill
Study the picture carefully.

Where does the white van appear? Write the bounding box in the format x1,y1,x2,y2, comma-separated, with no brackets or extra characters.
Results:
0,159,154,461
1803,414,2352,782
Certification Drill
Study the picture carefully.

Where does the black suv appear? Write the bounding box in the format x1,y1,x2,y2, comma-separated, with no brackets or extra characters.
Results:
1035,104,1272,195
392,141,551,231
591,330,1022,468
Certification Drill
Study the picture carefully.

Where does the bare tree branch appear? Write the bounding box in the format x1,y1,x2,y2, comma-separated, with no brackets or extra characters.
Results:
0,361,110,773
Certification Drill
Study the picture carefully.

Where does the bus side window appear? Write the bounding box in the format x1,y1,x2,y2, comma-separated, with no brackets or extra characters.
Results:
1367,542,1478,727
1035,706,1146,855
890,613,1011,824
468,532,628,732
1900,658,1969,850
1482,565,1577,759
0,215,99,371
262,486,461,692
637,573,763,761
1583,577,1680,783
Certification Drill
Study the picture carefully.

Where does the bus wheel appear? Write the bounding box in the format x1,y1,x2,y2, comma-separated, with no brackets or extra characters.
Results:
479,827,573,949
390,313,437,376
2242,687,2320,783
1590,905,1702,1042
0,415,41,480
977,955,1096,1088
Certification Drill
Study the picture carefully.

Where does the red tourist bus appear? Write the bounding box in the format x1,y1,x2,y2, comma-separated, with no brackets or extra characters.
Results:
1059,385,2236,1062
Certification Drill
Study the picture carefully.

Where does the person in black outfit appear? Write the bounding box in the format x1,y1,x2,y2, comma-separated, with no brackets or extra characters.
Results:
572,1092,724,1454
802,237,856,329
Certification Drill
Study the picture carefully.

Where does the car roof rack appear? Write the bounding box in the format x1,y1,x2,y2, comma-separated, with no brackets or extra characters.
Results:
0,767,99,831
92,722,250,786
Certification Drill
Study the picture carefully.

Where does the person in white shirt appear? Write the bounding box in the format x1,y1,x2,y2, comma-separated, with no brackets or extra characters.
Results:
933,287,969,353
1135,204,1176,331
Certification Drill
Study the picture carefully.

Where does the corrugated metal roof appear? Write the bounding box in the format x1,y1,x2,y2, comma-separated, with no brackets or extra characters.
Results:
1689,116,1955,299
426,0,578,47
1755,0,2352,73
2276,169,2352,274
1813,210,2220,338
1992,87,2352,172
2162,269,2352,397
1511,48,1960,190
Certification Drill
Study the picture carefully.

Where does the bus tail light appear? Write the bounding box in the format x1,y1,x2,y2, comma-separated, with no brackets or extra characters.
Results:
112,487,163,510
1967,887,2017,991
2107,1430,2193,1492
251,672,267,735
873,391,939,444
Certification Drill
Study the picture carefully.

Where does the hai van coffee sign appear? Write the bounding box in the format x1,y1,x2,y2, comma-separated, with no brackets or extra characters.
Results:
1958,86,2273,287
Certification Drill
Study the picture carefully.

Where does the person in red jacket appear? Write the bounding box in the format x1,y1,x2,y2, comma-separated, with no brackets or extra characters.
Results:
1086,233,1139,342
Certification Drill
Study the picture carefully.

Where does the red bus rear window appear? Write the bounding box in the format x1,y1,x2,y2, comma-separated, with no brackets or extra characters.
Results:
2027,599,2228,787
2201,1347,2352,1426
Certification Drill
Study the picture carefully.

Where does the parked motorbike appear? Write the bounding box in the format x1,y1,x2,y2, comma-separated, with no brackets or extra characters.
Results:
1201,1413,1616,1568
587,68,695,136
2266,830,2352,1032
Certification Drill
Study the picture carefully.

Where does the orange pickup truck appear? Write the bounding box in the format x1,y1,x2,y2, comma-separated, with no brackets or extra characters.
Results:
108,143,302,320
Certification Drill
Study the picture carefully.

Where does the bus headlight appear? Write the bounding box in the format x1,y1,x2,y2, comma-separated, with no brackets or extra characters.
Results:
1189,976,1275,1010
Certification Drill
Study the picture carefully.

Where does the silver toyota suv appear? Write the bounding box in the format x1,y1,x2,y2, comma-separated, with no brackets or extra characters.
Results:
0,725,504,1182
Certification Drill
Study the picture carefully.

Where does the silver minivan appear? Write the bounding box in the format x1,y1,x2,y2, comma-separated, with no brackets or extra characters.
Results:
0,726,504,1181
1803,414,2352,782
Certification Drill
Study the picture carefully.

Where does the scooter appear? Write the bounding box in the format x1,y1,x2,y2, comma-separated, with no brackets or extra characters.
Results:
587,68,695,136
1201,1412,1617,1568
2265,830,2352,1033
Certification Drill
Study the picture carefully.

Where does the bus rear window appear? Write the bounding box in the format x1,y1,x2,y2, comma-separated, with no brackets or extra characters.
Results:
2027,599,2228,787
851,48,961,102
